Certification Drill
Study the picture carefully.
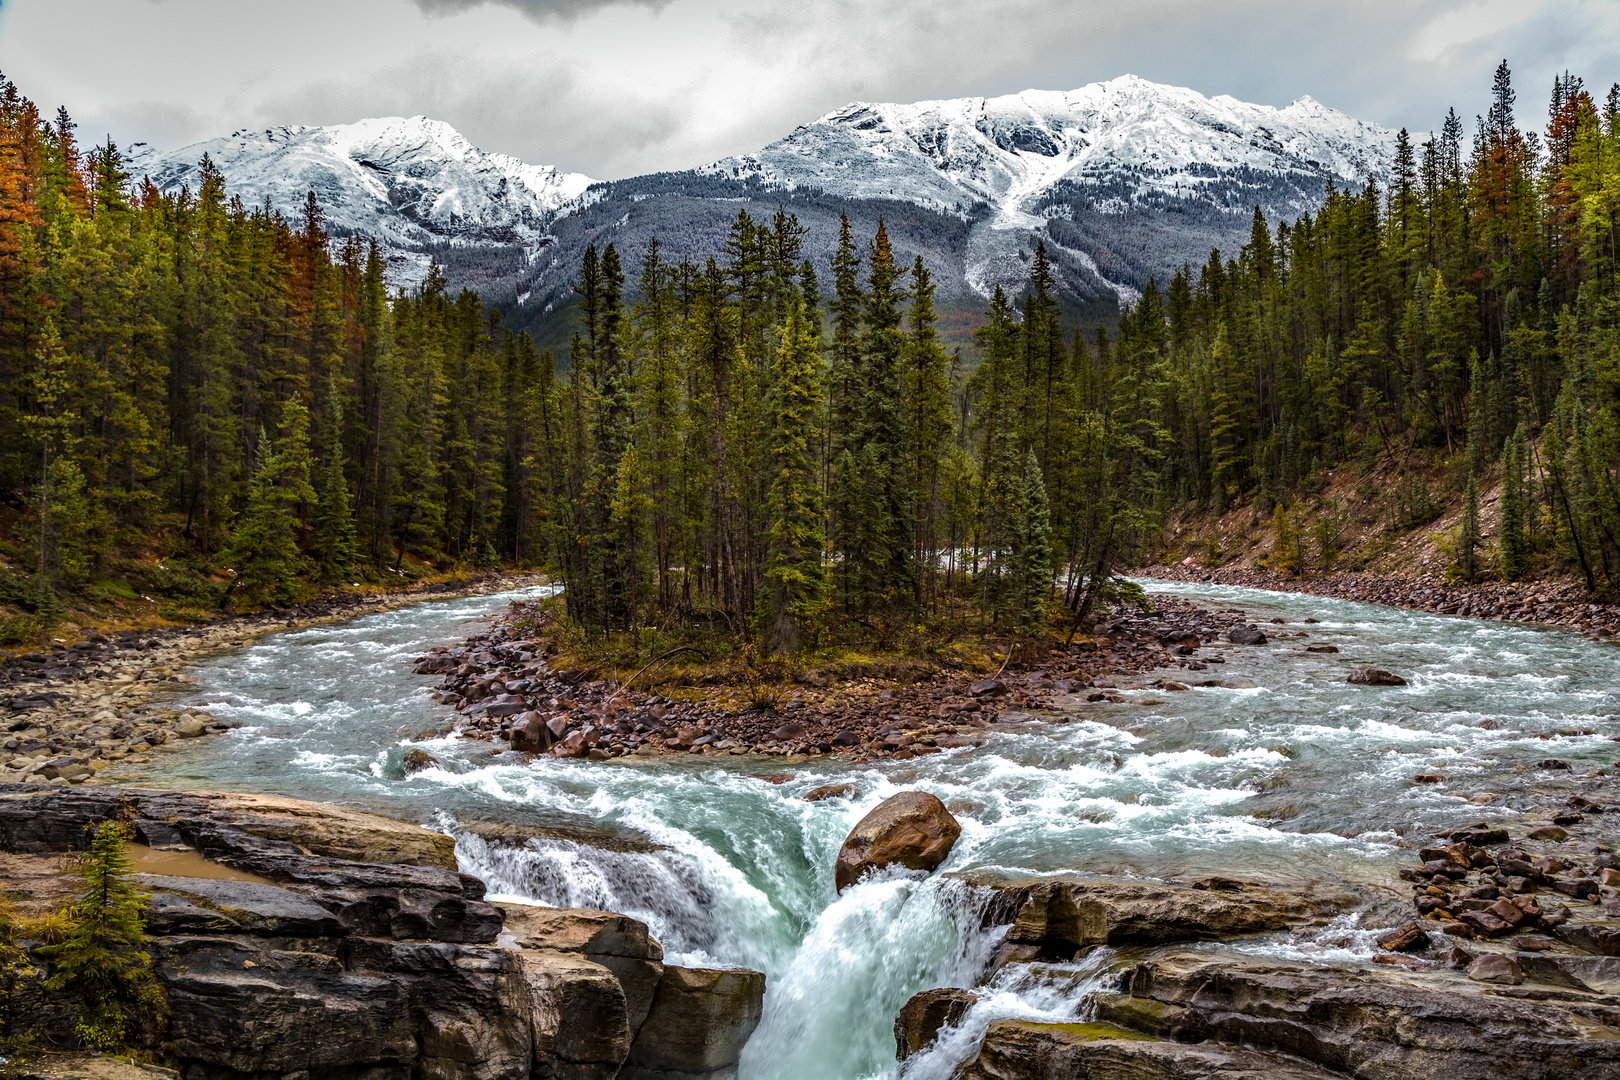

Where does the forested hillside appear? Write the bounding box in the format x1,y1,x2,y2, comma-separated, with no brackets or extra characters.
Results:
1,61,1618,651
0,75,547,637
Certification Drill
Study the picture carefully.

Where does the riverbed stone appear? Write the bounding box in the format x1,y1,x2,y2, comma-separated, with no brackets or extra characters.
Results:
835,791,962,892
1347,667,1407,686
895,986,979,1059
1467,952,1525,984
509,713,554,753
622,965,766,1079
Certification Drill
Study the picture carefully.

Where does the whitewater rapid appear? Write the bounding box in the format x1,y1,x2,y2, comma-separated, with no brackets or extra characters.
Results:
111,580,1620,1079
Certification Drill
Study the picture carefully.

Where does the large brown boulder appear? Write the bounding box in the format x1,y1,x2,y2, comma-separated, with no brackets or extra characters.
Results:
835,791,961,893
623,966,766,1079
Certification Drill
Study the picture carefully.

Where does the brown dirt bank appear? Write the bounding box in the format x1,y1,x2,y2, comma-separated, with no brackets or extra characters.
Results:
1140,565,1620,637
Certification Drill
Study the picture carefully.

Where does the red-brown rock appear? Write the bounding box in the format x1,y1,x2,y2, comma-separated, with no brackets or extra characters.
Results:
834,791,961,893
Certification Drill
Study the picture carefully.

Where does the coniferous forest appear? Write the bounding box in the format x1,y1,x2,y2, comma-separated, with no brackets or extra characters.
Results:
3,62,1620,650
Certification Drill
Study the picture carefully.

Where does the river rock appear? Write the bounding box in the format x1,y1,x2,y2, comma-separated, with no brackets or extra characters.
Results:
1467,952,1524,984
959,1019,1341,1080
1093,953,1620,1079
895,986,979,1059
804,783,855,802
401,747,439,773
510,712,555,753
1376,923,1430,953
1346,667,1407,686
622,965,766,1080
1226,626,1268,645
835,791,962,893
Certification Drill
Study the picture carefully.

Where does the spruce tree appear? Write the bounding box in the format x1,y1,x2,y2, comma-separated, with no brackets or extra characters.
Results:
42,821,164,1051
1007,452,1053,631
1500,424,1529,581
761,297,827,654
314,387,358,580
1458,472,1481,583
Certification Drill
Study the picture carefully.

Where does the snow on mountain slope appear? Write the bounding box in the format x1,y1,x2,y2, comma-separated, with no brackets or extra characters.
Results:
123,77,1394,307
706,75,1391,215
127,118,595,288
701,75,1396,299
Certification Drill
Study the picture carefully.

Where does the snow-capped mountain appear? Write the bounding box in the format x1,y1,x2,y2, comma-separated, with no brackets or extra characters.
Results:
700,76,1395,301
707,76,1390,215
125,76,1395,325
127,117,595,287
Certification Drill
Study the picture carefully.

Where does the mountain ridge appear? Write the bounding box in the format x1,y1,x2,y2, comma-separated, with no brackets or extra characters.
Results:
126,75,1396,336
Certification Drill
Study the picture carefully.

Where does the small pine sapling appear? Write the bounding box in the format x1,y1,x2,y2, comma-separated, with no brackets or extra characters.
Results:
41,821,166,1052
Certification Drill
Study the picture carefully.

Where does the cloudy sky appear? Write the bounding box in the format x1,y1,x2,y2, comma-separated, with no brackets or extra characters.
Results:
1,0,1616,179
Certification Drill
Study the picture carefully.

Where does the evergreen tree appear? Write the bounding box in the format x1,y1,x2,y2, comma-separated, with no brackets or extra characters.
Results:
225,415,315,606
1007,452,1053,631
761,297,827,654
314,388,358,580
41,821,164,1051
1458,472,1481,583
1500,423,1529,581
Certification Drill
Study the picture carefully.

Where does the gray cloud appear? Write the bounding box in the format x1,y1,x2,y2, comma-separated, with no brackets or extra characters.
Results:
411,0,670,22
3,0,1617,181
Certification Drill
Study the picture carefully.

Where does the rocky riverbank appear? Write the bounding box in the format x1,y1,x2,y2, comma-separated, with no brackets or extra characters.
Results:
416,595,1283,762
1143,564,1620,637
896,834,1620,1079
0,785,764,1080
0,573,543,786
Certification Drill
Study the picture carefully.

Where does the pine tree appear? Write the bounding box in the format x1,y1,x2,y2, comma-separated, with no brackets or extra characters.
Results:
761,297,827,654
1007,451,1053,631
1458,472,1481,583
1500,423,1529,581
225,417,315,606
314,387,358,581
41,821,164,1051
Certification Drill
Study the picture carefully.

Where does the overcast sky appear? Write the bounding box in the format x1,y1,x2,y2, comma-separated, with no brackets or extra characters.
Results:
1,0,1616,179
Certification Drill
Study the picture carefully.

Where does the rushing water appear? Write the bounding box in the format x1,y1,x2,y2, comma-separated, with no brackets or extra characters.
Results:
105,580,1620,1079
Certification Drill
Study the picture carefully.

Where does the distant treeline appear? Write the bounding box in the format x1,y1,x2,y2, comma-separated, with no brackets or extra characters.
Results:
2,61,1619,644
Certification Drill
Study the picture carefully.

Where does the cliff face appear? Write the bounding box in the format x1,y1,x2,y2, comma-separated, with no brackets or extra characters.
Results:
0,787,764,1080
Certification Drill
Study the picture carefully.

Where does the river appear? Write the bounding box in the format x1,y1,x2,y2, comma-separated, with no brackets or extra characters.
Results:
101,580,1620,1079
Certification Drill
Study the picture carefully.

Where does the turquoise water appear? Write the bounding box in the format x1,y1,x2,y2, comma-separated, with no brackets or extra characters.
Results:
116,580,1620,1079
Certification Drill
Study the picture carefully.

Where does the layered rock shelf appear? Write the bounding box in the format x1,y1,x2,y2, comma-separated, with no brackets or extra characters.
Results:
0,786,763,1080
898,866,1620,1079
